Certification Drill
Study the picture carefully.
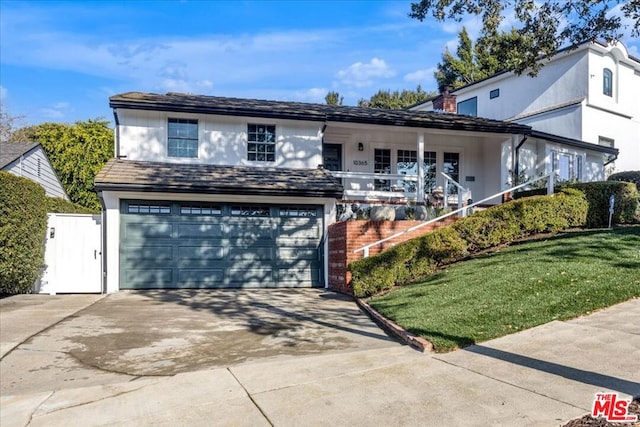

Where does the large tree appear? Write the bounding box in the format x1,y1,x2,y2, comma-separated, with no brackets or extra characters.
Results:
358,85,437,109
325,91,344,105
9,120,114,211
410,0,640,76
435,27,531,87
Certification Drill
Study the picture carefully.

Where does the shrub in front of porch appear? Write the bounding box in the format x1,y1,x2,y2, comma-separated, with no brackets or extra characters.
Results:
607,170,640,192
349,189,588,298
559,181,639,227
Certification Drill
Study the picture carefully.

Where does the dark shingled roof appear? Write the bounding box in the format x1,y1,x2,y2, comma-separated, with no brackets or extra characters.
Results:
109,92,532,135
94,159,344,198
0,142,41,169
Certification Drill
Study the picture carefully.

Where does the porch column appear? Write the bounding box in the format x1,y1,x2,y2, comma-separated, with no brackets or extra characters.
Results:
417,132,425,203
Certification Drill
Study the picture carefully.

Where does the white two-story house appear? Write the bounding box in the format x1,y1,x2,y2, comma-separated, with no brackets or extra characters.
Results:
95,92,617,292
411,41,640,175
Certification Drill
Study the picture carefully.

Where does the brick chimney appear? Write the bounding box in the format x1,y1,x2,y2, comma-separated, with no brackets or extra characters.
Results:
432,85,457,113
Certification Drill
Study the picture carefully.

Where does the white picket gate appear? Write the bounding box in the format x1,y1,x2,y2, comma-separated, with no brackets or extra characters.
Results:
37,213,102,294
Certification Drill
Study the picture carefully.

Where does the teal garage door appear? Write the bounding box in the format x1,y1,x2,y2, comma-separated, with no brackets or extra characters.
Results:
119,200,324,289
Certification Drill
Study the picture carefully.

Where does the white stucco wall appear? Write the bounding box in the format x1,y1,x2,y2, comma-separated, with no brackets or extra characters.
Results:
100,191,336,293
412,42,639,173
437,50,588,121
4,148,68,199
117,109,324,169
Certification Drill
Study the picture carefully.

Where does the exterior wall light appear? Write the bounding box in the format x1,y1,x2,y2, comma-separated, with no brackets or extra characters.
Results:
358,142,364,151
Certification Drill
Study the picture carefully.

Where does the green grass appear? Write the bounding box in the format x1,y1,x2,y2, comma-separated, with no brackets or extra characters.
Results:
368,226,640,352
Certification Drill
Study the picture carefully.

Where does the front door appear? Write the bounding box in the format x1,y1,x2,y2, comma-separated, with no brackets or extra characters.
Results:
322,144,342,171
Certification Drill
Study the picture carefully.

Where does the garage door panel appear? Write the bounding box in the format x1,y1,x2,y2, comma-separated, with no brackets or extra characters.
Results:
227,226,273,239
177,223,223,238
124,223,173,239
226,268,273,285
278,225,320,239
277,248,318,260
123,268,173,289
178,245,224,261
278,268,318,283
178,269,225,286
123,245,173,262
227,246,273,261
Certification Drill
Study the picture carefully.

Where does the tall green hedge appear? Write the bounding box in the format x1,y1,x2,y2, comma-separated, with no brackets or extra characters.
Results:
608,171,640,192
0,172,48,294
560,181,639,227
46,196,97,214
349,189,588,298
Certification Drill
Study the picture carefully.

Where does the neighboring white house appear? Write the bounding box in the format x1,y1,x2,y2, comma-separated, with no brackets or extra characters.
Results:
411,41,640,174
95,92,617,292
0,142,69,199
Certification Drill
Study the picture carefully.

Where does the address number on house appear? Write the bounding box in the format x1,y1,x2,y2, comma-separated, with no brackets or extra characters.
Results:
353,160,368,166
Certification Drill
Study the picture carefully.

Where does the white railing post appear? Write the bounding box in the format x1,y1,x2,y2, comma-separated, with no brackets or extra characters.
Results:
443,177,449,208
363,247,369,258
548,172,554,195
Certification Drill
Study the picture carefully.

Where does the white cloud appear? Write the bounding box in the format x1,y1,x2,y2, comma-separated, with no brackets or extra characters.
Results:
0,86,7,101
40,101,72,119
335,58,395,88
293,87,327,103
404,67,436,84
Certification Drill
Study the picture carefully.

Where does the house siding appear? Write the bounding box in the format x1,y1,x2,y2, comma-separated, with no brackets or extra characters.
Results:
4,148,68,199
117,109,323,169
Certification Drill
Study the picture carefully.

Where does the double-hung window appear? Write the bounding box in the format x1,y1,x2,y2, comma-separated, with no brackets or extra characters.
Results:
168,118,198,158
248,124,276,162
552,151,583,182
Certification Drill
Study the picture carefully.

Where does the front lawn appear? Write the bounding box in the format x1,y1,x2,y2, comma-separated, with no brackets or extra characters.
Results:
368,226,640,352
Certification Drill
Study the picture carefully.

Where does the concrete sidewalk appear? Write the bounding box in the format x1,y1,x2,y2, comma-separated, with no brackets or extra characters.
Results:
1,295,639,426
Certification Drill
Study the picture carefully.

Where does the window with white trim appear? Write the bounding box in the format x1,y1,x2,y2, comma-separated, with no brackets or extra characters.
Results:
457,97,477,116
168,118,198,158
552,151,583,182
603,68,613,97
248,124,276,162
374,148,391,191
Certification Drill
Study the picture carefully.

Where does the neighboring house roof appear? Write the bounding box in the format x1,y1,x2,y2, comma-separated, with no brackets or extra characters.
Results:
0,142,41,169
94,159,344,198
110,92,532,135
530,130,618,155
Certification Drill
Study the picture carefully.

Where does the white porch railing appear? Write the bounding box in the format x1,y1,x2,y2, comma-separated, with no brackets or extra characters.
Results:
354,172,554,258
440,172,471,212
331,171,419,200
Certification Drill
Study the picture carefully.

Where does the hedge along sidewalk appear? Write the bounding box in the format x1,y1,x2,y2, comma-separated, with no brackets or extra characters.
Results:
367,226,640,352
349,188,589,298
0,172,48,295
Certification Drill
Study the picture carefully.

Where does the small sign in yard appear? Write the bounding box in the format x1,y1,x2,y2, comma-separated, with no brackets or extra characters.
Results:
608,195,615,228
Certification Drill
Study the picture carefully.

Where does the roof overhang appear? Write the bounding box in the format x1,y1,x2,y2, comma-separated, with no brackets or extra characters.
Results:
94,159,344,199
530,130,619,155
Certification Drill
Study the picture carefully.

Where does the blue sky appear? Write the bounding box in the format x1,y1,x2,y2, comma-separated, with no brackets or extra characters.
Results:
1,0,638,126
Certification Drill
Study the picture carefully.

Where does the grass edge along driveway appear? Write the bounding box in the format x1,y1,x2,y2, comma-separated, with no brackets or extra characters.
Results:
368,226,640,352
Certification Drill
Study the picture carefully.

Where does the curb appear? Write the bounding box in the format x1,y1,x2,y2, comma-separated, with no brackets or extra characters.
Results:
355,297,434,352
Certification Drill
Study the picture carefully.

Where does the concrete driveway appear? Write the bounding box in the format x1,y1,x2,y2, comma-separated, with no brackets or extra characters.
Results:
1,289,398,396
1,292,639,426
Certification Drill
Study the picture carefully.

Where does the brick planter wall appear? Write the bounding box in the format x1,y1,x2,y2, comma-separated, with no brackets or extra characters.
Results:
327,217,457,294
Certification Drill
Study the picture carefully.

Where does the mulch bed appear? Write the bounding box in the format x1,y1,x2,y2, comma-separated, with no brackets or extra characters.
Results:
563,398,640,427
